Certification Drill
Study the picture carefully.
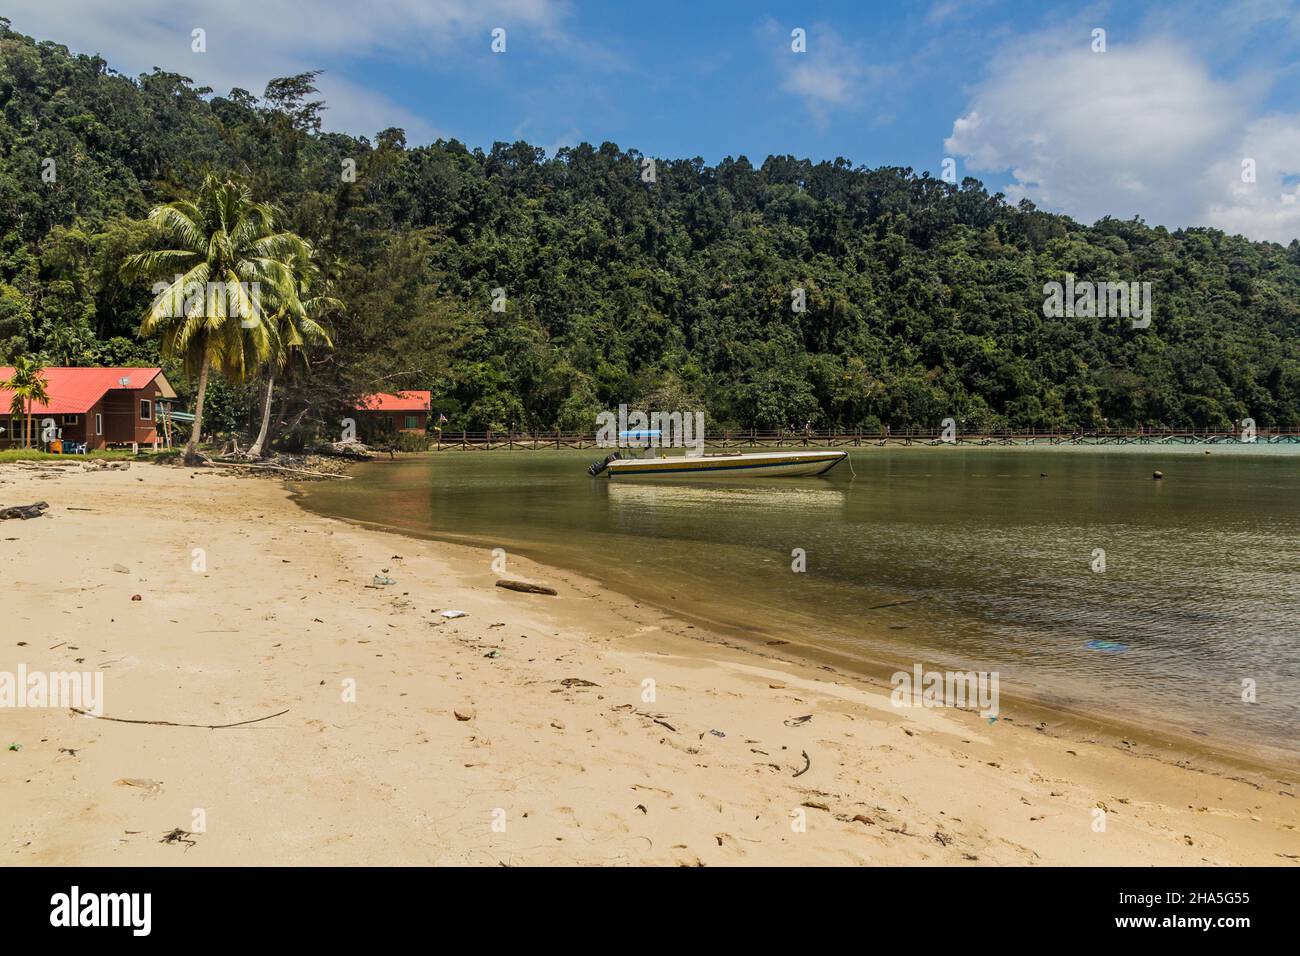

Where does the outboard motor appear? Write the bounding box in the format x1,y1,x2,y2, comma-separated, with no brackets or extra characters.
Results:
588,452,621,476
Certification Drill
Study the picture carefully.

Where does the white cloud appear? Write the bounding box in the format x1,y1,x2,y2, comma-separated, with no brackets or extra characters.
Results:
3,0,570,143
945,35,1300,243
1203,116,1300,242
768,22,889,125
925,0,994,26
315,77,442,145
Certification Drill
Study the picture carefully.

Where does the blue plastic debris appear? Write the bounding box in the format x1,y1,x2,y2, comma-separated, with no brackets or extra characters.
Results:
1084,639,1129,653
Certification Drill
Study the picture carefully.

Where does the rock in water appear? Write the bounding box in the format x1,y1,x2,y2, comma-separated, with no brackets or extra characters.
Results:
312,440,374,460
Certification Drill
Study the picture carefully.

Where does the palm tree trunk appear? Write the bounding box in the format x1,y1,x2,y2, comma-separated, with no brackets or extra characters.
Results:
25,401,32,450
247,370,276,458
184,353,212,466
266,393,288,449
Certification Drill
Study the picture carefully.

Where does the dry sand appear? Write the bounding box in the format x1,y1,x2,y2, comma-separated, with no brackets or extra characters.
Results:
1,461,1297,866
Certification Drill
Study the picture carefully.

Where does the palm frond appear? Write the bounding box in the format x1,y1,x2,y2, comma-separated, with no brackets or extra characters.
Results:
148,204,205,251
140,262,211,337
120,249,197,282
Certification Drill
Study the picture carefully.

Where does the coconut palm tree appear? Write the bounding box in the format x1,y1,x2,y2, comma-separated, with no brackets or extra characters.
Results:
122,175,308,465
247,257,340,458
2,357,51,449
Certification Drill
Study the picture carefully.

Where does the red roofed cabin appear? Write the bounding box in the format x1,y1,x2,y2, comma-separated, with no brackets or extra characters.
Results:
354,390,432,438
0,367,178,451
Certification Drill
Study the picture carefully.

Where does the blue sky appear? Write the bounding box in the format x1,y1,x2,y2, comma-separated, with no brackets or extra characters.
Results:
8,0,1300,241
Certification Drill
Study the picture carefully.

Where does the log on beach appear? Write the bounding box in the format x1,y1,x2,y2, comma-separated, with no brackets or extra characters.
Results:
0,501,49,520
495,579,558,596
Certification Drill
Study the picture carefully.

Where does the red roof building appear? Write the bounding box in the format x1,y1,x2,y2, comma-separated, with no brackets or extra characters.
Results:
0,366,177,450
354,390,432,436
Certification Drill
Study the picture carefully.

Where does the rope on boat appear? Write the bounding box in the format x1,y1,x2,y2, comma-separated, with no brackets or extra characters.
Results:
847,452,857,479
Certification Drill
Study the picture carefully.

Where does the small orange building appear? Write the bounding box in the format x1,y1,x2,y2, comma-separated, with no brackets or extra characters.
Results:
354,390,432,436
0,366,178,451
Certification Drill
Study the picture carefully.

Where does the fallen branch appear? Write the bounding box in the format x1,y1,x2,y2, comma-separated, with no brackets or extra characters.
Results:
70,706,290,729
793,749,811,777
160,828,197,848
634,710,677,732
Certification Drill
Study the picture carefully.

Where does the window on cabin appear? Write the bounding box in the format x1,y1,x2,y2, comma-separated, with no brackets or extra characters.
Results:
140,399,152,421
62,415,79,425
95,413,103,436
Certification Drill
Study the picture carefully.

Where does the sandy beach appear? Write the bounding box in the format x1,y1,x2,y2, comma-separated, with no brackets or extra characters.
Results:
1,460,1297,866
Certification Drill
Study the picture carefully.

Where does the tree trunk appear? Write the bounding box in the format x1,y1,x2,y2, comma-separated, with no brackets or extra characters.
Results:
25,401,32,450
265,391,290,452
184,353,212,466
247,370,276,459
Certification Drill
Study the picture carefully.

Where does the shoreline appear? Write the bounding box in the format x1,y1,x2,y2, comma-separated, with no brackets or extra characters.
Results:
298,490,1300,780
294,455,1300,777
2,461,1298,865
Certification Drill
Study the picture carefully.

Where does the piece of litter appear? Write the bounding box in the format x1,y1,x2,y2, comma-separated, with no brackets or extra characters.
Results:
441,610,467,619
1084,639,1129,653
372,575,396,586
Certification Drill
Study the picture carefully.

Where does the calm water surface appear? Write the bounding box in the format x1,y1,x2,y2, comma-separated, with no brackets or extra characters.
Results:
296,445,1300,760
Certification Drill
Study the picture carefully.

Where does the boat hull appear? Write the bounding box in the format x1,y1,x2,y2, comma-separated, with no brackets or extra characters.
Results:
604,450,847,479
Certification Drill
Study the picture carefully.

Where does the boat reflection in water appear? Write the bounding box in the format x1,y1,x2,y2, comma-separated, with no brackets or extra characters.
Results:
598,475,850,537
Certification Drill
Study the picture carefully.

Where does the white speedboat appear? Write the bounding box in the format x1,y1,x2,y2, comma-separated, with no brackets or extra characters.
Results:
589,449,847,479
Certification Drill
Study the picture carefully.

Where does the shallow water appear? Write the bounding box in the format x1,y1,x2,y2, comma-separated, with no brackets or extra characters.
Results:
296,444,1300,760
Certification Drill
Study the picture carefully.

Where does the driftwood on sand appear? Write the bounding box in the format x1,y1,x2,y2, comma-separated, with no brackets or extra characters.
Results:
793,749,811,777
70,706,290,729
495,579,558,595
0,501,49,520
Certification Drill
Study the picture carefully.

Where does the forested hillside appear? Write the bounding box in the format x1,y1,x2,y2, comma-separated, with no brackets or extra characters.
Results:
4,19,1300,435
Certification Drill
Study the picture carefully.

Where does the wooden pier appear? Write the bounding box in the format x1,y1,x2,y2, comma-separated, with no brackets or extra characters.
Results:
428,427,1300,451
